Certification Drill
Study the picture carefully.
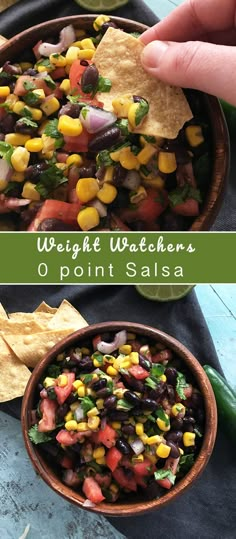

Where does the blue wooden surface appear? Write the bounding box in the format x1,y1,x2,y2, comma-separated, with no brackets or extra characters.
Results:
0,1,236,538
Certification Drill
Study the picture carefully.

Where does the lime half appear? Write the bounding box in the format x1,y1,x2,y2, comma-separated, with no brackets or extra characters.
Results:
74,0,129,11
135,284,195,302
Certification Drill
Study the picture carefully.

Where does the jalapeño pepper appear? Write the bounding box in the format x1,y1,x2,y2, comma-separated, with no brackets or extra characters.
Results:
203,365,236,443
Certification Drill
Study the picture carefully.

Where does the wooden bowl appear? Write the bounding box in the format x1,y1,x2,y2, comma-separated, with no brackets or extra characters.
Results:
21,321,217,517
0,15,230,230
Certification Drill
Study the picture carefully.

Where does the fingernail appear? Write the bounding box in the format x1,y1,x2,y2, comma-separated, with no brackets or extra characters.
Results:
141,41,169,68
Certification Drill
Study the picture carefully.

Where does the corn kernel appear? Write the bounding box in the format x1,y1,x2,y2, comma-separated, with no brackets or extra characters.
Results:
76,177,99,203
113,388,126,399
119,360,131,369
156,443,171,458
88,416,100,430
0,179,8,192
73,380,83,390
127,332,136,340
59,78,71,94
185,125,204,147
159,374,167,382
20,62,33,71
119,146,140,170
103,355,115,365
112,95,133,118
41,97,60,116
86,388,95,397
65,64,71,75
137,144,157,165
43,376,56,388
13,101,42,121
140,433,148,444
129,352,139,365
65,46,79,65
25,137,43,152
110,483,119,494
77,49,94,60
96,456,106,465
49,53,67,67
11,147,30,172
77,206,100,231
130,186,147,204
135,423,144,436
158,151,177,174
80,38,96,50
93,357,103,368
66,153,83,167
131,454,144,463
41,133,56,153
104,165,114,183
142,175,165,190
64,411,74,422
106,366,118,377
5,133,30,146
119,344,132,355
146,435,163,446
58,114,83,136
93,14,110,31
4,93,18,110
70,402,80,411
65,420,78,431
156,415,170,432
21,181,40,201
109,149,121,162
171,403,186,417
72,40,82,48
77,386,86,397
96,399,104,410
77,421,89,432
75,29,87,38
0,86,10,98
32,88,45,101
97,183,117,204
146,454,158,464
179,447,184,455
111,422,121,430
57,374,68,387
93,447,105,459
183,432,196,447
128,102,142,129
87,407,99,417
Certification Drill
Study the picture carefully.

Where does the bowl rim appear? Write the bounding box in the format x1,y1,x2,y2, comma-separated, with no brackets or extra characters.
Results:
21,321,217,517
0,14,230,232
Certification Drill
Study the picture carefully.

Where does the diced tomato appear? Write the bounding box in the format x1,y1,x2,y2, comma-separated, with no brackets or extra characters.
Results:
95,472,112,488
133,458,155,477
51,67,67,80
106,447,123,472
156,478,173,490
63,469,82,487
156,456,180,490
97,424,117,448
38,398,57,432
54,372,75,405
14,75,52,97
82,477,105,504
27,200,81,231
119,189,168,224
92,334,102,351
57,152,69,163
172,198,199,216
59,455,74,469
69,59,89,92
128,365,150,380
63,130,92,153
56,429,91,446
112,468,137,492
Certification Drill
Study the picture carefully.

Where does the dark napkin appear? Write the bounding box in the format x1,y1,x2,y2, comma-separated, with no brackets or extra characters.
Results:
0,284,235,539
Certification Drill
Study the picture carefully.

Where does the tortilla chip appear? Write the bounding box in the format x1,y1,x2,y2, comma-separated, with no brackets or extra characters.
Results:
9,311,54,328
0,318,44,335
0,303,8,319
0,336,31,402
93,28,193,139
2,328,77,368
48,299,88,331
34,301,57,314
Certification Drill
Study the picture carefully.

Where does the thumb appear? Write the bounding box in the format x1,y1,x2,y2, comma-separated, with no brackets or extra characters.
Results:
141,40,236,106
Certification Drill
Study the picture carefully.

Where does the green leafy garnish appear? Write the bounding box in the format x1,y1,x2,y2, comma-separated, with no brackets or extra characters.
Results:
43,75,56,90
143,135,156,144
17,117,38,129
81,107,89,119
35,164,67,198
97,150,114,168
168,184,202,207
47,364,61,378
97,76,112,93
116,119,129,136
0,141,14,166
28,425,52,445
81,374,93,385
44,119,64,149
154,469,176,485
23,80,36,91
178,453,195,474
135,99,149,126
67,94,81,104
116,399,133,411
156,407,170,426
140,164,150,177
23,91,41,107
22,106,33,119
36,58,53,70
92,351,104,365
151,364,165,378
194,427,203,438
145,376,157,390
80,396,95,415
176,372,189,400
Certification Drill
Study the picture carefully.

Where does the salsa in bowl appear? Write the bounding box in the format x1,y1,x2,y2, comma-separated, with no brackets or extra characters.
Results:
0,15,229,231
21,322,217,516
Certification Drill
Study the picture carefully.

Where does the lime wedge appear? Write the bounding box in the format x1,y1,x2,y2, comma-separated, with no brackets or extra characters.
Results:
74,0,129,11
135,284,195,302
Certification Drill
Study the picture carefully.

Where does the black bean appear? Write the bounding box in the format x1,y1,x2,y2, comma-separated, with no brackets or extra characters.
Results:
108,410,129,422
166,385,176,404
15,117,37,136
101,21,118,35
81,65,99,94
37,218,73,231
132,407,143,417
124,390,141,406
121,373,144,393
143,481,163,500
113,164,127,187
88,126,121,152
171,417,183,430
139,354,151,371
183,416,195,426
66,393,78,405
165,367,178,386
92,378,107,392
41,442,60,457
104,395,117,409
133,95,147,103
121,424,135,436
195,408,205,424
77,356,94,372
58,103,82,118
165,430,183,443
70,442,81,454
23,68,38,76
116,438,131,455
184,424,194,433
24,163,48,181
147,381,166,400
96,387,111,398
0,114,16,134
2,61,22,76
56,403,70,421
78,164,97,178
185,407,195,417
141,399,158,412
166,441,180,459
191,391,203,409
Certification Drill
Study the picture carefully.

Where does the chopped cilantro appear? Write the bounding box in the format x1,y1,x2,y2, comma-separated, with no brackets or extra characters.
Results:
28,425,52,445
135,99,149,126
156,407,170,426
0,141,14,166
47,364,61,378
97,76,112,93
81,107,89,120
140,164,150,177
116,119,129,136
80,396,95,415
23,80,36,91
44,119,64,149
0,101,10,111
178,453,194,474
176,372,189,400
143,135,157,144
23,91,41,107
36,58,53,70
92,351,104,365
22,106,33,119
43,75,56,90
194,427,203,438
151,364,165,378
154,469,176,485
131,145,140,156
107,380,114,393
97,150,114,168
35,164,67,198
169,184,202,207
116,399,134,411
145,376,157,390
81,374,93,385
17,117,38,129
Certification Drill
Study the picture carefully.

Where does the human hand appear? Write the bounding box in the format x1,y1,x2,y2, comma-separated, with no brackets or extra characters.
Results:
140,0,236,105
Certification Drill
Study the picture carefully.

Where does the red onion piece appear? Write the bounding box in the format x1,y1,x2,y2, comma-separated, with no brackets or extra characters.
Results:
80,106,117,134
38,25,76,57
129,438,145,455
83,499,96,508
97,330,127,354
0,158,11,181
74,404,85,422
90,199,107,217
123,170,141,191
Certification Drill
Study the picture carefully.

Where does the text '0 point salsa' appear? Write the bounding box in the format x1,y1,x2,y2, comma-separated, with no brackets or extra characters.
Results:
28,330,204,506
0,15,210,232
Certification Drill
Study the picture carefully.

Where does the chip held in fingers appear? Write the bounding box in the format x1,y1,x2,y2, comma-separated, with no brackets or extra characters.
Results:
93,27,193,139
0,299,88,401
